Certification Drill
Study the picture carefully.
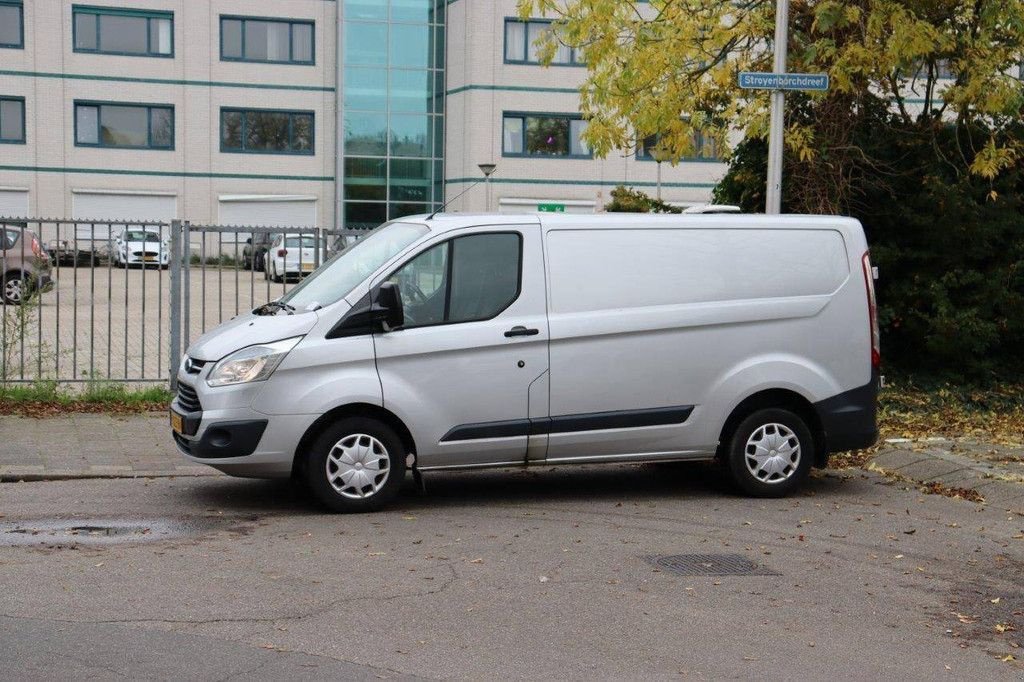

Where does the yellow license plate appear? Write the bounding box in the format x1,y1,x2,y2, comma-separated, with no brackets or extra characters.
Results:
301,262,315,272
144,256,157,262
170,411,183,434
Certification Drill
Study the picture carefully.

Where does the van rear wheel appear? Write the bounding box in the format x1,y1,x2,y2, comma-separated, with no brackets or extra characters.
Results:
304,417,406,513
725,408,813,498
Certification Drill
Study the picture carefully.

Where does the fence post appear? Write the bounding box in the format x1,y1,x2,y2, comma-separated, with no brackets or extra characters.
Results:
168,219,182,391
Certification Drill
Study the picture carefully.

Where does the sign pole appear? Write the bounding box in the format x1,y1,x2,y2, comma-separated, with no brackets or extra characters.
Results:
765,0,789,215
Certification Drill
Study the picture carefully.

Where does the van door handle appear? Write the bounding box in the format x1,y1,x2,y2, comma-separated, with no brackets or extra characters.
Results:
504,326,539,338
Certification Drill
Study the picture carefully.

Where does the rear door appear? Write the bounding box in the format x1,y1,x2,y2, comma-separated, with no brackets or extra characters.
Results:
373,223,549,468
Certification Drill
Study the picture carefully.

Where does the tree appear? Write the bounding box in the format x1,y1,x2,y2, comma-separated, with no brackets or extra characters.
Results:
517,0,1024,211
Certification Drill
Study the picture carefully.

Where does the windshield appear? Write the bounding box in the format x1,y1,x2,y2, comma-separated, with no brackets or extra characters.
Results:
125,231,161,241
285,236,318,248
280,221,429,309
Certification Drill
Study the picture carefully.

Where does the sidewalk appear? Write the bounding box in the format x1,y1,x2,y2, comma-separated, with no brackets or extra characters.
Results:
2,413,1023,510
0,412,216,480
867,437,1024,510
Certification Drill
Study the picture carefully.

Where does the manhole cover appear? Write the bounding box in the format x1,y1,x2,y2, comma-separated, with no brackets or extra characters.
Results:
645,553,780,577
0,519,188,547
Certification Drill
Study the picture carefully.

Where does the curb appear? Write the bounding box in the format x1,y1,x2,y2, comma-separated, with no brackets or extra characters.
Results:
0,469,219,482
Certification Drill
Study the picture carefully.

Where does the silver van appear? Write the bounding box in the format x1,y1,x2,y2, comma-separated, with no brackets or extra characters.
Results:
171,214,879,512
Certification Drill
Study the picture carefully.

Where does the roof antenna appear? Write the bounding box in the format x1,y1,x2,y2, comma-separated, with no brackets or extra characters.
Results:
427,164,497,220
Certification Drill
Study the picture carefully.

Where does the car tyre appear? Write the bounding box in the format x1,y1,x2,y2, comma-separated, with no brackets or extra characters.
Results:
1,271,29,306
724,408,813,498
271,261,283,283
304,417,407,513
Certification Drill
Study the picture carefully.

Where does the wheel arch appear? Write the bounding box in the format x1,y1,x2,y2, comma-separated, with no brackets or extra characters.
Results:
716,389,827,467
292,402,418,476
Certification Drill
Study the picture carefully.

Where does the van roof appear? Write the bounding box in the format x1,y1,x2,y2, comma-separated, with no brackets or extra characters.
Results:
395,212,862,234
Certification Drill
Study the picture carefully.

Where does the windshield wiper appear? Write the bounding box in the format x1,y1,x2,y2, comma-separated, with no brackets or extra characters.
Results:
255,300,296,316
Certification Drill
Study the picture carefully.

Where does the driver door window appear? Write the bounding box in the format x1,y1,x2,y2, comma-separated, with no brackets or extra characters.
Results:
387,232,522,329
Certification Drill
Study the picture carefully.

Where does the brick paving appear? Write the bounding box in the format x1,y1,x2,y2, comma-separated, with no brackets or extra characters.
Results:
0,412,215,480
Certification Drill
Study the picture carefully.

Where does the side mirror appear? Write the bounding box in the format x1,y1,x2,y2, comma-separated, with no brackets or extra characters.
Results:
373,281,404,331
325,282,404,339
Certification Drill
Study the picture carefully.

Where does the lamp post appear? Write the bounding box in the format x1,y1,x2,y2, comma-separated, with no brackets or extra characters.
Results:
650,146,670,203
478,163,497,212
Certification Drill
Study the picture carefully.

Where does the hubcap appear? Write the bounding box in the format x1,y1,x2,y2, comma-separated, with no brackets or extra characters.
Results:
4,278,23,303
744,423,801,484
325,433,391,499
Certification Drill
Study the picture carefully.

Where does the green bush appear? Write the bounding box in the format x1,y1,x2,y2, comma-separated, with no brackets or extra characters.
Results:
605,186,682,214
714,120,1024,381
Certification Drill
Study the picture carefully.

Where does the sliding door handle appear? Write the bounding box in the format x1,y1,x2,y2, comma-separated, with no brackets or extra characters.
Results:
504,326,540,338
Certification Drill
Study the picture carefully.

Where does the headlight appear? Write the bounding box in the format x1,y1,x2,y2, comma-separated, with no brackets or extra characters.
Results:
206,336,302,387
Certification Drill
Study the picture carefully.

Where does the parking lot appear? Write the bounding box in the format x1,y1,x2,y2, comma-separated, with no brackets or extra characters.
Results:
3,265,296,383
1,466,1021,679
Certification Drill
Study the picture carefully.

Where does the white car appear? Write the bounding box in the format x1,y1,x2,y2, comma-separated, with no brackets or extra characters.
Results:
265,234,326,283
113,229,169,268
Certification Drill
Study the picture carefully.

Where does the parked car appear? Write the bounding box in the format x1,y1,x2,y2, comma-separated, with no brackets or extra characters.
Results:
264,234,326,283
113,229,169,268
171,213,880,513
2,226,55,305
48,239,101,266
242,232,280,272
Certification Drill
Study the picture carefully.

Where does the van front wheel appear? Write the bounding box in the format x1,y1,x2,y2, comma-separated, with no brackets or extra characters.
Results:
304,417,407,513
725,408,813,498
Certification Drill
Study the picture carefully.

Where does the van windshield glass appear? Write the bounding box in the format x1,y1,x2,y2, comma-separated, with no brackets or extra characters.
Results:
280,221,428,309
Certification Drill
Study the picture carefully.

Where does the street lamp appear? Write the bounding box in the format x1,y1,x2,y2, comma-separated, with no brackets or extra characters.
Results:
650,146,671,203
478,163,497,212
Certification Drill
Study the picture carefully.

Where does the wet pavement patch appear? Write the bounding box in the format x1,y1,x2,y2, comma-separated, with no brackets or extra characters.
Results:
645,553,781,577
0,519,201,547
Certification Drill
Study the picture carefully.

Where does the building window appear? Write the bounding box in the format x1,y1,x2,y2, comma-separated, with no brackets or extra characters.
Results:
504,19,583,66
637,132,720,161
0,1,23,49
72,5,173,57
220,16,314,65
0,96,25,143
74,101,174,149
502,113,590,158
220,108,314,155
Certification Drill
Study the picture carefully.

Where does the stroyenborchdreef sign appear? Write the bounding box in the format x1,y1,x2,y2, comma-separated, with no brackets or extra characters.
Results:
738,72,829,91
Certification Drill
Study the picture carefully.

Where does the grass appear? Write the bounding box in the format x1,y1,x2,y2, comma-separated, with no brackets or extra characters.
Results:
0,380,173,416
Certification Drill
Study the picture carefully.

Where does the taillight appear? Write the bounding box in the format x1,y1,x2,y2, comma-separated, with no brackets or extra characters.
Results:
277,249,287,257
862,251,880,369
31,237,43,258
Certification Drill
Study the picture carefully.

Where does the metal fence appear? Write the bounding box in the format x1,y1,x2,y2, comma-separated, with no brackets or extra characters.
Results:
1,218,363,388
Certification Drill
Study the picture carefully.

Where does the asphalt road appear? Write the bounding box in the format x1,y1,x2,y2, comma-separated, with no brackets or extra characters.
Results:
1,465,1022,680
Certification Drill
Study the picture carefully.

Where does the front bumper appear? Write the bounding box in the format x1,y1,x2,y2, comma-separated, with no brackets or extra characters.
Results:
170,375,315,478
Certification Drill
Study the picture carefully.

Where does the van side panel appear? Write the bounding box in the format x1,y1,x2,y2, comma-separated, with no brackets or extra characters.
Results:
543,224,867,461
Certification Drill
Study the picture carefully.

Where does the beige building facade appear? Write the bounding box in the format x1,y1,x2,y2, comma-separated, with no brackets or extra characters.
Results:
0,0,725,235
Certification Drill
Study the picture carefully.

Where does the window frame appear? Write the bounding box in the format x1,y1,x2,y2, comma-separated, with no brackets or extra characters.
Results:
0,95,26,144
381,231,525,331
219,107,316,156
72,5,174,58
219,15,315,66
73,100,175,151
0,0,24,49
502,111,592,159
503,17,583,67
636,131,721,163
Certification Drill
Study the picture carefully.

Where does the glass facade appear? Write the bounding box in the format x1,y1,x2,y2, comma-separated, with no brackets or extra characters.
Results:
342,0,445,230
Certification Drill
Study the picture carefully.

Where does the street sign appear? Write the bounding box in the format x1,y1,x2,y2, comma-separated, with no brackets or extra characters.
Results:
537,203,565,212
738,72,829,92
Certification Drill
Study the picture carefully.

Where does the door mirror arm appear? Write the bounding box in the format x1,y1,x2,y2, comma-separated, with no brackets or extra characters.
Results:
326,282,405,339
